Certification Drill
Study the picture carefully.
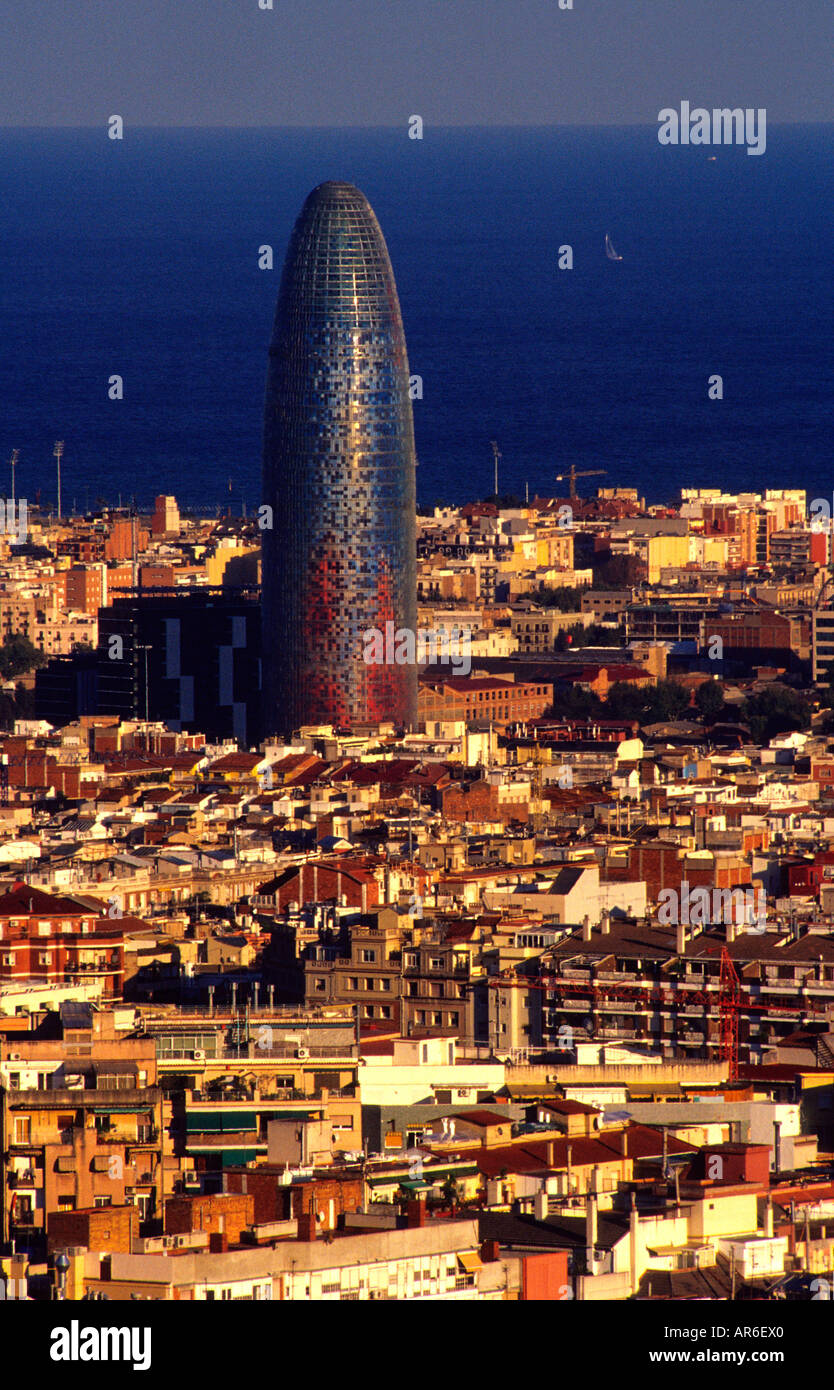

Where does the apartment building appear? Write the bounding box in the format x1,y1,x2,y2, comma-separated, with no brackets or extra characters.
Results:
0,884,126,997
0,1010,162,1253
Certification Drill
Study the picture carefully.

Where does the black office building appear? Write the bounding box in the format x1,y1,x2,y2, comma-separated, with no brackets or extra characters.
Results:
96,588,261,744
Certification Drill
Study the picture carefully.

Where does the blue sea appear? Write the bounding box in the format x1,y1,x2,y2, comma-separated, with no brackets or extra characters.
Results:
0,126,831,513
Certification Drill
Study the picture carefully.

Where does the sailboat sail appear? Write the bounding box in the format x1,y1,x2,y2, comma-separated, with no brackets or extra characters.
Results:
605,233,622,261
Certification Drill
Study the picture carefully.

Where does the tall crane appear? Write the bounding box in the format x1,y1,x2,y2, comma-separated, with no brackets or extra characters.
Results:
716,945,741,1081
555,464,607,501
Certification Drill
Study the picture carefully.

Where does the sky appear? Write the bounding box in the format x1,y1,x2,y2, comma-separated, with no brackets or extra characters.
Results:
0,0,831,128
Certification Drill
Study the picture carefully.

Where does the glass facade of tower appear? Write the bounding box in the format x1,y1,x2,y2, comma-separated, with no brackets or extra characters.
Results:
261,181,417,737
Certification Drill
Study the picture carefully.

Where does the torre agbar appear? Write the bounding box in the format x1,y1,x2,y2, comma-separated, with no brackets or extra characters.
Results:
261,181,418,737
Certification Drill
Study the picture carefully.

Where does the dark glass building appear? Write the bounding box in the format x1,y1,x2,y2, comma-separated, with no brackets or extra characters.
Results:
261,181,417,737
96,588,261,744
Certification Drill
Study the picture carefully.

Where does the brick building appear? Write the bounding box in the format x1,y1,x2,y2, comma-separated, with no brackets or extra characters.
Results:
0,884,127,997
418,676,553,728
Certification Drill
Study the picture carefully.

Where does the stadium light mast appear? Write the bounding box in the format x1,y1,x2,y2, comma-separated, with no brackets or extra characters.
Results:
9,449,19,507
53,441,65,521
490,440,501,497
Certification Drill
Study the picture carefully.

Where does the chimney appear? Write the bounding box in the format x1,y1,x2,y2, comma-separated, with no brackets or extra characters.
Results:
534,1190,548,1221
406,1198,426,1229
547,1140,555,1167
480,1239,501,1263
629,1200,640,1296
585,1167,599,1272
773,1120,782,1179
296,1211,317,1242
726,917,736,944
676,922,686,955
601,911,610,936
582,915,592,943
209,1231,228,1254
764,1196,774,1239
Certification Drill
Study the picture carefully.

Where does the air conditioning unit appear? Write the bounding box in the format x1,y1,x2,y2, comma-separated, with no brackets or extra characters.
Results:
192,1050,206,1061
296,1047,310,1060
9,1053,22,1061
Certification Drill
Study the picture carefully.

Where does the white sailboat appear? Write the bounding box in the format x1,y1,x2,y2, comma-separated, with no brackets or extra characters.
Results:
605,233,623,262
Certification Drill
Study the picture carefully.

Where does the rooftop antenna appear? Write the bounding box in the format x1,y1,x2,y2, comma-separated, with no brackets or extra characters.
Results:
53,441,65,521
490,440,501,498
9,449,19,507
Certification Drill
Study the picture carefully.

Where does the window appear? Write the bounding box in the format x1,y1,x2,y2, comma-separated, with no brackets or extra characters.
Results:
360,949,376,963
348,977,359,991
13,1117,31,1144
9,1073,20,1090
313,978,326,992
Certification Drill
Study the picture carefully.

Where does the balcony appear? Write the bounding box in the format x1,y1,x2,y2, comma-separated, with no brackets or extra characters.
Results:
7,1087,161,1110
7,1170,36,1188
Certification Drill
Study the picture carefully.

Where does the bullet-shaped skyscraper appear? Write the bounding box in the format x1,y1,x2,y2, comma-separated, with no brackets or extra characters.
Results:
261,181,417,736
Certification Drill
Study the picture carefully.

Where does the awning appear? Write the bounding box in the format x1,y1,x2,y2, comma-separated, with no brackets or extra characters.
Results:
458,1252,483,1273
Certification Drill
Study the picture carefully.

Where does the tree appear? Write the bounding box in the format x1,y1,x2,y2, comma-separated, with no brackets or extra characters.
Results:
741,686,811,744
650,680,691,722
556,623,621,651
529,585,587,612
546,684,603,720
604,681,647,721
604,679,690,725
0,634,46,680
591,553,645,589
695,679,726,723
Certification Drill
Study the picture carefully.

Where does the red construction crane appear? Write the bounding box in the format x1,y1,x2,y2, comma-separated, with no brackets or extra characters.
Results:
718,947,741,1081
486,950,822,1079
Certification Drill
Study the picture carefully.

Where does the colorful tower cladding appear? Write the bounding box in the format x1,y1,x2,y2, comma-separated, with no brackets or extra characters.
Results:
261,181,417,736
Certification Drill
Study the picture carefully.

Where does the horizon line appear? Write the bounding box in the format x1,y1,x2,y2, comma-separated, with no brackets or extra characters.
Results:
1,119,832,133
